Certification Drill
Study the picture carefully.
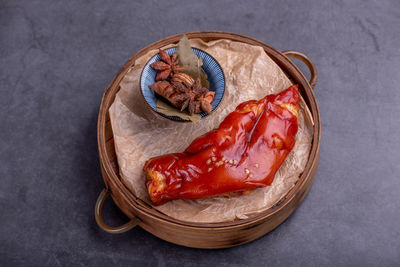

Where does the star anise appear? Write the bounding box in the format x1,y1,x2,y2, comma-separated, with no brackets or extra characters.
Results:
149,74,215,115
179,78,214,115
150,49,185,81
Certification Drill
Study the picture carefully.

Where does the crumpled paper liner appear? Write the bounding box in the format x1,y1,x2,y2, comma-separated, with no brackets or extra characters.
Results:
109,39,313,223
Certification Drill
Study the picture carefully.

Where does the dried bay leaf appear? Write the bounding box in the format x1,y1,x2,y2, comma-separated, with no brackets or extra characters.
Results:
156,99,201,122
176,35,209,89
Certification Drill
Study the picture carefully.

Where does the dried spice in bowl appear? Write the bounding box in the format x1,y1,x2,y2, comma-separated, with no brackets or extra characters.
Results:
149,36,214,115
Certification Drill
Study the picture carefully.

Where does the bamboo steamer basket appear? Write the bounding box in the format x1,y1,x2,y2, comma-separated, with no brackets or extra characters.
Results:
95,31,320,249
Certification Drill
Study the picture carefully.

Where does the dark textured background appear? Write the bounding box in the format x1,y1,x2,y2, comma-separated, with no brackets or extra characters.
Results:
1,0,399,266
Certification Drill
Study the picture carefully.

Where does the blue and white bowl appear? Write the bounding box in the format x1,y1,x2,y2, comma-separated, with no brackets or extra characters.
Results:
140,47,225,122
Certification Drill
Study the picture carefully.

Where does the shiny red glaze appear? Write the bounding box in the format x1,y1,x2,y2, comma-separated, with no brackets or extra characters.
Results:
144,85,300,205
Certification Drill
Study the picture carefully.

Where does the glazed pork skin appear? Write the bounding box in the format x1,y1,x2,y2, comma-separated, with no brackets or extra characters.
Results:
144,85,300,205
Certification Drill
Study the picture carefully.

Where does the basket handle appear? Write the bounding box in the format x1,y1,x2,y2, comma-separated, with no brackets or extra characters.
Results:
95,189,139,234
282,50,318,88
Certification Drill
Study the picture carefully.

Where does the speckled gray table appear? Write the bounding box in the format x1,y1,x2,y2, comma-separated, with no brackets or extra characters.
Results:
1,0,399,266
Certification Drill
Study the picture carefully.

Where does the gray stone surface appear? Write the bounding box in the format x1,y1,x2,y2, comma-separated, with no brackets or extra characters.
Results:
1,0,399,266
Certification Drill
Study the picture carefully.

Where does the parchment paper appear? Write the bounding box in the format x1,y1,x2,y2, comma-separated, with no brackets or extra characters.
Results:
109,39,313,223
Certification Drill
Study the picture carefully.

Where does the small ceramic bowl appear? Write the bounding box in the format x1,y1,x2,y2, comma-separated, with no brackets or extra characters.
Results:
140,47,225,122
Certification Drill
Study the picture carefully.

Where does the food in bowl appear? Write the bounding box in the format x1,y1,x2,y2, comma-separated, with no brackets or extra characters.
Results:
143,85,300,205
148,36,215,115
140,36,225,122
